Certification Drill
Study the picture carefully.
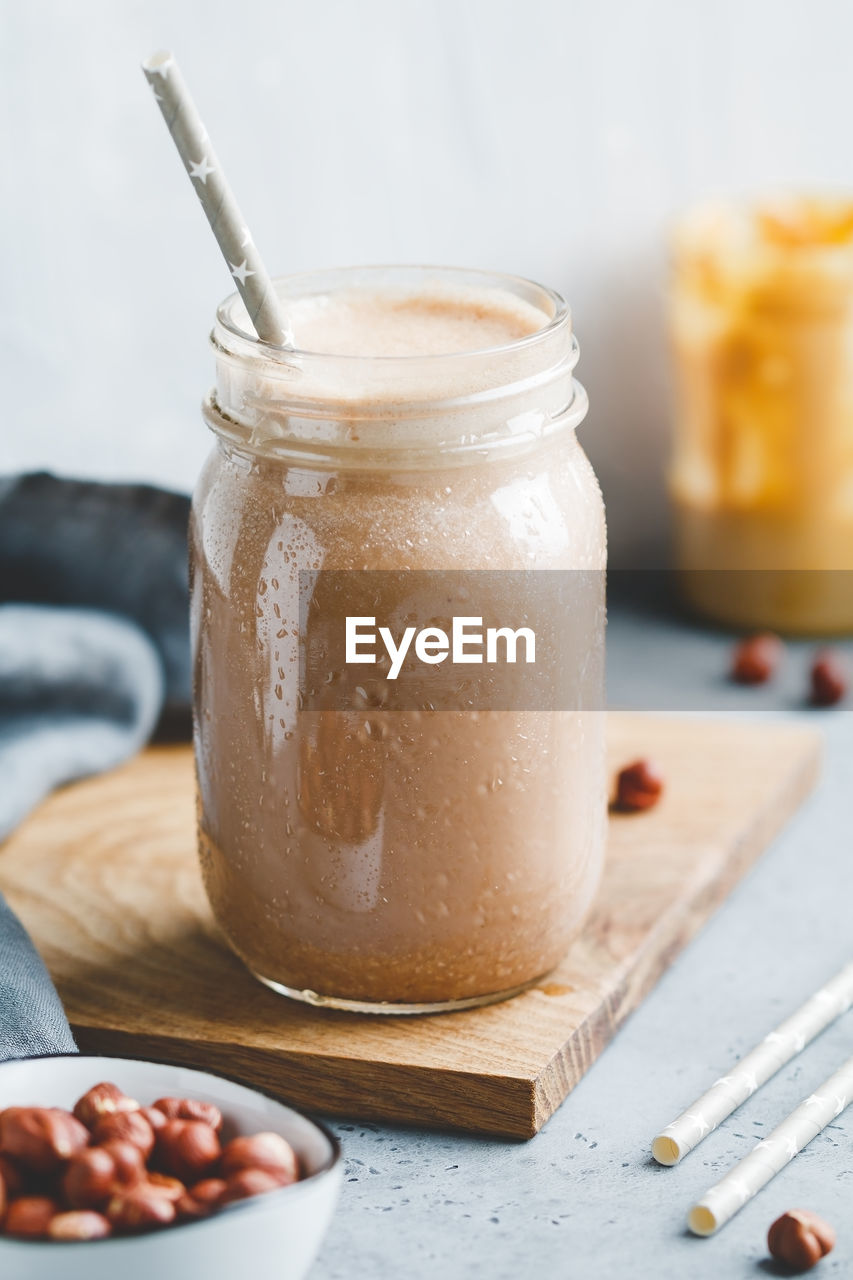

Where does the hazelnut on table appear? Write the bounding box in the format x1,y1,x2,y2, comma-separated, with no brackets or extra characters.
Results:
731,632,783,685
810,650,848,707
612,759,664,813
768,1209,835,1272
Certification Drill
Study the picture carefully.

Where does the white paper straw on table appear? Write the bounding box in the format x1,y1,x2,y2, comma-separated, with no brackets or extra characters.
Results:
652,960,853,1165
141,50,289,346
688,1054,853,1236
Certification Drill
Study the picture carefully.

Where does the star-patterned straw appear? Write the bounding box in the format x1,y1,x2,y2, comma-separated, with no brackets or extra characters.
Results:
141,50,289,346
652,959,853,1165
688,1054,853,1236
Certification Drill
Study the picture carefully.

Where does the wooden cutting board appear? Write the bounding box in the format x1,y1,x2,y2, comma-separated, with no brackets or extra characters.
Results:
0,715,819,1139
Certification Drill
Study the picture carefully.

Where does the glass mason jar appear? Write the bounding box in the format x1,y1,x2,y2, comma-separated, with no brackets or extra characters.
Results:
669,197,853,633
191,265,607,1013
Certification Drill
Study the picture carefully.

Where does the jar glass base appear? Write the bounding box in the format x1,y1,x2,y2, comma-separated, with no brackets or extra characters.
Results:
248,967,542,1015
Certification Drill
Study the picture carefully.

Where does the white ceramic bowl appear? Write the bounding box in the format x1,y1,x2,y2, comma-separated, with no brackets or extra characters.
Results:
0,1054,342,1280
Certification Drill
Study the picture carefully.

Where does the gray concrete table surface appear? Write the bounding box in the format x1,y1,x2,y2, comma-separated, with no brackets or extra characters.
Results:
311,594,853,1280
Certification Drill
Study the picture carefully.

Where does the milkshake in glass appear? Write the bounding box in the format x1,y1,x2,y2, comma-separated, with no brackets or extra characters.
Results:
192,266,607,1012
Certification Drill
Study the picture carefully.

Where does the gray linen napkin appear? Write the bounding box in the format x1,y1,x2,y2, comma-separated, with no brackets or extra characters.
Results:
0,472,191,730
0,605,164,840
0,473,191,1060
0,894,77,1061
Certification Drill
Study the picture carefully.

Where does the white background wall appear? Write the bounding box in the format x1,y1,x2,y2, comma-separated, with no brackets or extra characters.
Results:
4,0,853,563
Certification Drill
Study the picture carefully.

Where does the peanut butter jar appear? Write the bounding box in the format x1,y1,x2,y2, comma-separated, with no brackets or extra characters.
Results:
669,196,853,633
191,265,607,1012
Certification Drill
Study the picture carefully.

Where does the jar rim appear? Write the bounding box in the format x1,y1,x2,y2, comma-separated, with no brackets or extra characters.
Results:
215,264,570,365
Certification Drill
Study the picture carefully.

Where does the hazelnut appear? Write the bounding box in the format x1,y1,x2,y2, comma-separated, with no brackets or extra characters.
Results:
153,1097,223,1133
219,1132,299,1185
155,1119,220,1183
145,1171,186,1202
92,1109,155,1159
140,1106,168,1133
613,759,664,813
99,1139,146,1186
0,1168,6,1225
220,1167,285,1203
4,1195,59,1239
63,1141,144,1208
48,1210,112,1241
62,1147,116,1209
731,632,783,685
176,1177,227,1220
768,1209,835,1272
73,1083,139,1130
810,650,848,707
0,1107,89,1174
188,1176,227,1205
106,1185,176,1232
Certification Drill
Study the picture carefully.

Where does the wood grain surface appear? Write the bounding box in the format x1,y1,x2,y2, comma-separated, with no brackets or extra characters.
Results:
0,715,820,1139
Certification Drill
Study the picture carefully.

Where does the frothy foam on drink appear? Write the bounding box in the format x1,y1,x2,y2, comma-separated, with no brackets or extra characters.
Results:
283,286,548,358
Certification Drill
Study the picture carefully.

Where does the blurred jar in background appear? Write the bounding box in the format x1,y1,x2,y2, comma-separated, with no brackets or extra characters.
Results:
669,196,853,633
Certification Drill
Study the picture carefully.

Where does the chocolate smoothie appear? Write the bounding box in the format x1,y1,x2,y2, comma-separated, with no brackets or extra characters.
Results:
191,267,606,1010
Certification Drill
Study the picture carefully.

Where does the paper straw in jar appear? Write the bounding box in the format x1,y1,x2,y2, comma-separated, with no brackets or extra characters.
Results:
141,50,289,346
652,959,853,1165
688,1054,853,1236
